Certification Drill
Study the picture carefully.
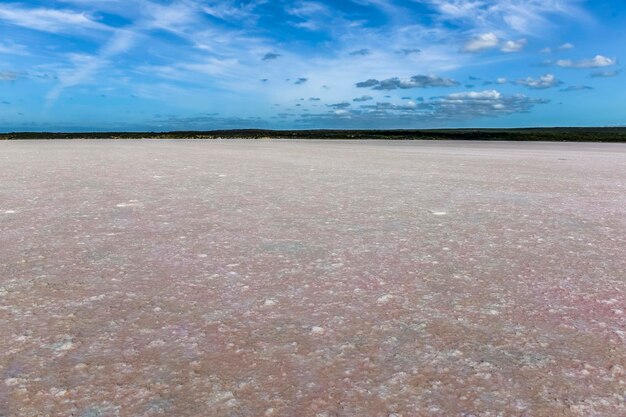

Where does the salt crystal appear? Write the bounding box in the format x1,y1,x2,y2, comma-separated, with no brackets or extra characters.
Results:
311,326,325,335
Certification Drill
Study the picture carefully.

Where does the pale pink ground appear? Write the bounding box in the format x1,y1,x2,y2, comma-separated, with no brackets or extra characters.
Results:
1,140,625,417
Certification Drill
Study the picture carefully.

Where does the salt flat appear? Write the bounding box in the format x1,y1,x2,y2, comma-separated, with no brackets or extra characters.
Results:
1,139,625,417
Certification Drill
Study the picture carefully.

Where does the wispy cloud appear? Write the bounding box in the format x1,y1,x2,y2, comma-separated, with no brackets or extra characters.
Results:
0,71,22,81
0,3,108,33
0,41,29,55
560,85,593,92
399,48,421,55
428,0,587,34
590,70,621,78
349,49,371,56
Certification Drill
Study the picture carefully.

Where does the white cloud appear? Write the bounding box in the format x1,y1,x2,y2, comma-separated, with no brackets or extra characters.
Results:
427,0,587,34
0,3,108,33
590,70,621,78
0,41,28,55
501,39,526,53
556,55,616,68
447,90,502,100
516,73,562,89
299,89,548,127
461,32,500,53
0,71,22,81
356,74,459,89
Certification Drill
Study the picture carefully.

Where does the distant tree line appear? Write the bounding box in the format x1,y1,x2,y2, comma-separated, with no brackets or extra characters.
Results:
1,128,625,142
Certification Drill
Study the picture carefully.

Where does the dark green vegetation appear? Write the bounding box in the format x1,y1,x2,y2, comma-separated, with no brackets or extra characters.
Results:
2,128,626,142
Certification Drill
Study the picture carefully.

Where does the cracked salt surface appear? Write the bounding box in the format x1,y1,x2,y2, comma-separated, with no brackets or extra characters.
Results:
1,140,625,416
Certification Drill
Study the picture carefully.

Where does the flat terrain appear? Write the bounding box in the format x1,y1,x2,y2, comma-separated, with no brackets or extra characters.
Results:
1,140,625,417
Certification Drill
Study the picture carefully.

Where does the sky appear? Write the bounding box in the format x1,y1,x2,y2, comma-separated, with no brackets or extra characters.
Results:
0,0,625,131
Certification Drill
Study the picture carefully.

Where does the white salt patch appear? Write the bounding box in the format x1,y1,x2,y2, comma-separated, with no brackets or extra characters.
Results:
148,339,166,347
55,340,74,351
4,378,26,387
311,326,325,335
5,378,20,386
430,210,447,216
116,201,142,208
50,388,67,397
198,254,208,258
3,210,16,214
377,294,394,304
264,299,277,306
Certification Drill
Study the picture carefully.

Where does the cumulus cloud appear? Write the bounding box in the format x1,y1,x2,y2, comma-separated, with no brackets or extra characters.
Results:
309,97,321,101
501,39,526,53
516,73,562,89
262,53,280,61
461,32,499,53
353,95,374,102
294,77,308,85
556,55,616,68
298,90,548,127
355,79,379,88
433,90,545,118
356,75,459,90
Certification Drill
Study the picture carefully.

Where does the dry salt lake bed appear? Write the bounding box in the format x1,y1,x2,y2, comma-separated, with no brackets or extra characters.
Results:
1,139,625,417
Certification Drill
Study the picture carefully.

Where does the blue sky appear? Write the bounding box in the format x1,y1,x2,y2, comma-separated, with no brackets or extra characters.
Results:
1,0,624,131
